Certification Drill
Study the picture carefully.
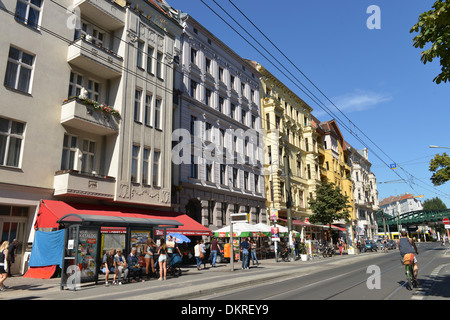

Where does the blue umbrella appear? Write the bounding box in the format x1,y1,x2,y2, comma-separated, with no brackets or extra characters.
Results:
167,233,191,243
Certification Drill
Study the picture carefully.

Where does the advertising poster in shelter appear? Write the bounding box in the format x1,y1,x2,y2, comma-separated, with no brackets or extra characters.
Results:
131,231,151,256
77,228,98,282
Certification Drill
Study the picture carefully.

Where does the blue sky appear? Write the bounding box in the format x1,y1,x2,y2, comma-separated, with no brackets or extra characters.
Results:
167,0,450,207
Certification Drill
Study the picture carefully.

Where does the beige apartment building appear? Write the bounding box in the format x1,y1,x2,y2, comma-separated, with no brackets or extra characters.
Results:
0,0,184,274
252,62,319,231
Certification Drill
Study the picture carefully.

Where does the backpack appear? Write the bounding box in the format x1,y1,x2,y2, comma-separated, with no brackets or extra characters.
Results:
403,253,414,265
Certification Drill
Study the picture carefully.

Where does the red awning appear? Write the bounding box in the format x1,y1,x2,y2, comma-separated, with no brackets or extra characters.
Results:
35,200,211,236
277,218,311,226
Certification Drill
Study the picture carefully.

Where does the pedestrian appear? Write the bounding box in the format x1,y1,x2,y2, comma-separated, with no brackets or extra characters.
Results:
250,239,259,266
102,248,118,286
144,238,156,279
127,247,145,283
200,240,207,269
240,238,250,269
338,238,344,256
157,239,168,280
6,239,18,277
0,241,9,291
114,248,128,284
210,237,219,267
194,240,202,271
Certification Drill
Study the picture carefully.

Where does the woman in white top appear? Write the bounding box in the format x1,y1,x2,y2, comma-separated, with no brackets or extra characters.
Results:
194,240,202,271
0,241,9,291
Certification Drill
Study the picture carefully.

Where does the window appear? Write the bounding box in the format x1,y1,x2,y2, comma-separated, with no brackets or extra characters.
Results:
205,88,211,106
230,104,236,120
87,79,100,101
190,48,197,64
137,40,144,68
241,109,246,125
147,46,154,74
152,150,160,186
219,67,224,82
144,94,152,126
220,164,226,185
156,52,163,78
232,168,238,188
218,96,224,113
68,72,83,98
230,75,235,90
244,171,248,190
15,0,43,28
134,89,141,122
154,98,162,129
0,117,25,167
205,161,212,182
221,202,227,225
142,147,151,185
205,122,212,142
208,200,214,225
61,134,77,170
77,23,105,47
4,46,34,93
190,155,198,179
131,145,139,183
190,115,197,135
205,57,211,74
254,174,259,193
190,80,197,99
81,139,95,173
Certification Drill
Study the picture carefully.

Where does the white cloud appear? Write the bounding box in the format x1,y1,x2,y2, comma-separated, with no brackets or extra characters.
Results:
314,89,392,117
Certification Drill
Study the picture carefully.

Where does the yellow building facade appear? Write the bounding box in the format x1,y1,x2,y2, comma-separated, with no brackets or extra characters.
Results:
312,117,356,243
252,62,320,226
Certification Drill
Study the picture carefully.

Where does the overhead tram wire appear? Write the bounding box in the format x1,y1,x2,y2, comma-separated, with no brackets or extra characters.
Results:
210,0,450,200
199,0,419,193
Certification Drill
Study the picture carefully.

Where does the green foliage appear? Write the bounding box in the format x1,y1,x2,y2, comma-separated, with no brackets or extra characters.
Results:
423,197,447,210
308,182,351,227
410,0,450,84
429,152,450,186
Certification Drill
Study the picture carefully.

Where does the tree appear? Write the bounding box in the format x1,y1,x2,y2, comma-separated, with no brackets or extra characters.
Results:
429,152,450,186
308,182,351,235
410,0,450,84
423,197,447,210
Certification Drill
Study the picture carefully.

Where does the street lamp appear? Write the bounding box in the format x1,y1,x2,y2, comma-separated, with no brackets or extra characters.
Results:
430,145,450,149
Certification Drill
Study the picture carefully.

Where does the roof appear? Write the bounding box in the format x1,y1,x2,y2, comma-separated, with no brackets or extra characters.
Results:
36,200,211,235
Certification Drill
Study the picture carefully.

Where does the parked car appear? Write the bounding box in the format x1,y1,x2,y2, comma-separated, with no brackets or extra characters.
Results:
388,239,397,250
365,240,378,252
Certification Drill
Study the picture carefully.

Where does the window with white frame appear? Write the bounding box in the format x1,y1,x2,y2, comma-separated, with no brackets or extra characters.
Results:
61,134,78,170
142,147,151,185
68,72,83,98
137,40,144,68
15,0,43,28
147,46,154,74
144,93,152,126
0,117,25,168
156,52,163,79
152,150,161,186
4,46,34,93
134,89,142,122
131,145,140,183
81,139,95,173
87,79,100,101
154,98,162,129
75,22,105,48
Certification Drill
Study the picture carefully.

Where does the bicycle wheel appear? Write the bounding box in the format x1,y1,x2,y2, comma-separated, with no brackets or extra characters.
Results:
406,265,414,290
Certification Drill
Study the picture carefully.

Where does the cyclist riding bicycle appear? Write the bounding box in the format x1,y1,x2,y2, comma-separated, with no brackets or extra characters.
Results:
382,237,388,253
398,230,419,284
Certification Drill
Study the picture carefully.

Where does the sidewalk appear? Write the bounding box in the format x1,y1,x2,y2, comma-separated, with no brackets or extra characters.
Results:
1,252,376,300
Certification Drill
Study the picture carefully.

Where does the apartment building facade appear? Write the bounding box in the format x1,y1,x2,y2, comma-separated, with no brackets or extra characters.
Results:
0,0,183,274
350,148,379,239
174,16,266,232
253,62,318,228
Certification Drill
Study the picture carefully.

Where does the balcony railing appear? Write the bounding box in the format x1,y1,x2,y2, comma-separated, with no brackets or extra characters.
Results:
54,169,116,199
67,37,123,79
61,97,120,135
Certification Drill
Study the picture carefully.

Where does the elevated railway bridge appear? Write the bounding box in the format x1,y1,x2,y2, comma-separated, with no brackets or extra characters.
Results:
377,209,450,231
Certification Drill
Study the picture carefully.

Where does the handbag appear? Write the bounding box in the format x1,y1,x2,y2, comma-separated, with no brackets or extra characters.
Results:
199,252,205,259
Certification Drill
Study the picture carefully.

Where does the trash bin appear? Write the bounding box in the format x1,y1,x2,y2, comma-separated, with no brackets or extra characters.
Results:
224,243,231,259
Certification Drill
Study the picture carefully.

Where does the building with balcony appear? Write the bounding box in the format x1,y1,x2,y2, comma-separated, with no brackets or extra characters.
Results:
350,148,379,239
0,0,185,274
253,62,319,232
173,15,266,232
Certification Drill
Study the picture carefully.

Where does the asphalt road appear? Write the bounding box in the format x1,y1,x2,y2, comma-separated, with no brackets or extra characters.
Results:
199,242,450,300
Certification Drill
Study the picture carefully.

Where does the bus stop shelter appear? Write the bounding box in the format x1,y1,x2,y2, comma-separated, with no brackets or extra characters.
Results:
58,213,183,291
